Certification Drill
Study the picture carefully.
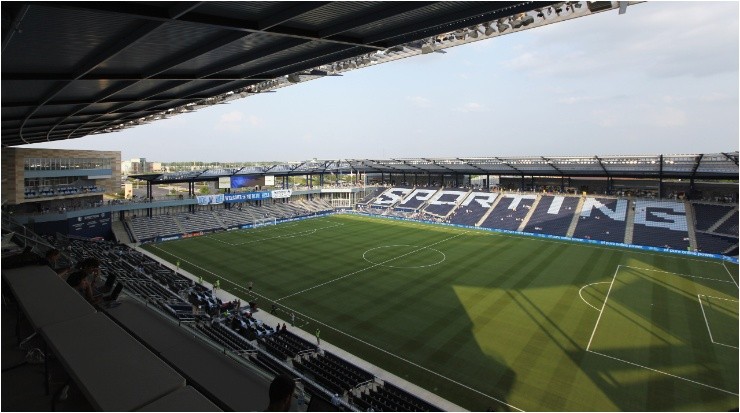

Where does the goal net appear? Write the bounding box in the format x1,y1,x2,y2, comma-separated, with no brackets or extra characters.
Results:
253,217,277,227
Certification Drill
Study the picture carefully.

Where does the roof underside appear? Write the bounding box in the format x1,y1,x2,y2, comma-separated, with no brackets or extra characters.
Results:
2,1,571,147
130,152,740,183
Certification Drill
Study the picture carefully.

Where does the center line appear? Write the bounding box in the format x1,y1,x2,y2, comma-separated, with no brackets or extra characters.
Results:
276,232,467,302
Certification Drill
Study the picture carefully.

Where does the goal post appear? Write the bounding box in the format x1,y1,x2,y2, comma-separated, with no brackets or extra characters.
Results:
253,217,277,227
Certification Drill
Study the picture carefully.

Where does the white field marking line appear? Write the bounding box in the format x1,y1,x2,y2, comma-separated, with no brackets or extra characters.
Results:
587,349,739,396
697,294,740,350
362,245,447,269
700,295,739,302
275,232,467,302
147,244,274,302
697,294,716,344
620,265,732,283
474,227,725,266
586,265,621,352
722,261,739,289
578,282,611,311
153,235,521,411
206,223,344,246
271,300,525,412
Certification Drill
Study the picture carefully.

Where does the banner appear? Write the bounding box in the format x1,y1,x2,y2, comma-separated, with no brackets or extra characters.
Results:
224,191,271,203
271,189,292,199
196,194,224,205
68,212,111,238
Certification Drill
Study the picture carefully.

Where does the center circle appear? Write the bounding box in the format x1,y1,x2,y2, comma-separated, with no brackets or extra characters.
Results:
362,245,446,268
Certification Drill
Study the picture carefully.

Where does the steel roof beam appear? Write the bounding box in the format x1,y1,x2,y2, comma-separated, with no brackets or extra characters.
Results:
494,157,520,173
362,2,554,46
34,2,384,51
722,152,739,166
82,43,363,137
3,73,278,82
594,155,609,176
542,156,563,174
318,2,438,38
19,18,167,143
690,153,704,181
2,4,30,53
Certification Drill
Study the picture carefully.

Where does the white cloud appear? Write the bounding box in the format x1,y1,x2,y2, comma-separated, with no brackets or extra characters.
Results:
407,96,432,108
557,96,597,105
453,102,487,113
214,111,263,133
699,92,731,103
646,107,687,128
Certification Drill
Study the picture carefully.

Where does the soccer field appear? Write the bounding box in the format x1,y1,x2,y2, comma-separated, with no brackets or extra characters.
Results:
142,214,739,411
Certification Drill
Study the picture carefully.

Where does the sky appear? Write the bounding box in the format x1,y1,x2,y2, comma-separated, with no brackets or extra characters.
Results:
21,1,740,162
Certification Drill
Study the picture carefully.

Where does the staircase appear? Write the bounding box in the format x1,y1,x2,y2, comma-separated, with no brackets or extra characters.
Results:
683,201,698,251
443,189,472,220
708,206,738,234
566,196,586,238
623,199,635,245
112,220,135,244
517,195,541,232
476,193,503,227
212,211,227,230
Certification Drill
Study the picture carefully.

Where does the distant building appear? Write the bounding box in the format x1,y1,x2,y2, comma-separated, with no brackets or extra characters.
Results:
1,147,121,208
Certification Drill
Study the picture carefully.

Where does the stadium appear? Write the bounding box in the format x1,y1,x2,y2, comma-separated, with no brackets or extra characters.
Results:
2,2,738,412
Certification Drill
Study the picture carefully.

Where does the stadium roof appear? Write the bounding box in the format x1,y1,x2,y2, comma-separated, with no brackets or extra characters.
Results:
2,1,636,147
130,152,740,183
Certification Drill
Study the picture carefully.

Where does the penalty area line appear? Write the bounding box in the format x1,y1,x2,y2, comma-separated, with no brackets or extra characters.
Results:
722,261,738,289
587,349,738,396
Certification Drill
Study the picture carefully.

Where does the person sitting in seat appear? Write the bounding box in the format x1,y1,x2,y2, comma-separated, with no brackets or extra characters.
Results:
66,258,102,304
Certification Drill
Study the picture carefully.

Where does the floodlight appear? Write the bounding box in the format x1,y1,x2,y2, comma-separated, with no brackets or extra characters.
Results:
483,23,495,36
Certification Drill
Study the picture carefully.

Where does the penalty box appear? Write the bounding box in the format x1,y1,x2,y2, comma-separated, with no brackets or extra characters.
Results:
587,265,738,395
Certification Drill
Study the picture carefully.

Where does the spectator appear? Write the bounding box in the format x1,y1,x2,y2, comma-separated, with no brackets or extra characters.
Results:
41,248,72,279
266,374,295,411
66,258,102,304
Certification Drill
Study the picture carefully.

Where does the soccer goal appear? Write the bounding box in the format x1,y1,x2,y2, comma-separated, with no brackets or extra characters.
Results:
253,217,277,227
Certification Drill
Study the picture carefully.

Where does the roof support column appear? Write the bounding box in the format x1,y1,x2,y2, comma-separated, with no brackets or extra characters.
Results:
659,154,664,199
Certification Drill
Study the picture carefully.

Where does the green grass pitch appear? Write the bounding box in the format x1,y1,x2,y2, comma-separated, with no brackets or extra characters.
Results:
142,214,739,411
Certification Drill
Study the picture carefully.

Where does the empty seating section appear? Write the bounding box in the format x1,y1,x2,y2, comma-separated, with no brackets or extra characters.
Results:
572,197,627,243
396,188,440,210
372,188,413,208
294,351,374,395
260,331,315,360
127,201,334,241
632,200,690,250
716,211,739,235
695,232,738,254
523,196,579,236
216,208,255,228
358,382,441,412
424,190,469,216
128,214,181,241
176,211,222,233
480,195,536,231
449,192,498,226
693,203,734,231
357,187,386,204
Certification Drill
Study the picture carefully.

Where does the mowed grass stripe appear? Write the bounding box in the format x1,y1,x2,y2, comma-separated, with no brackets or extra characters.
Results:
142,214,738,412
